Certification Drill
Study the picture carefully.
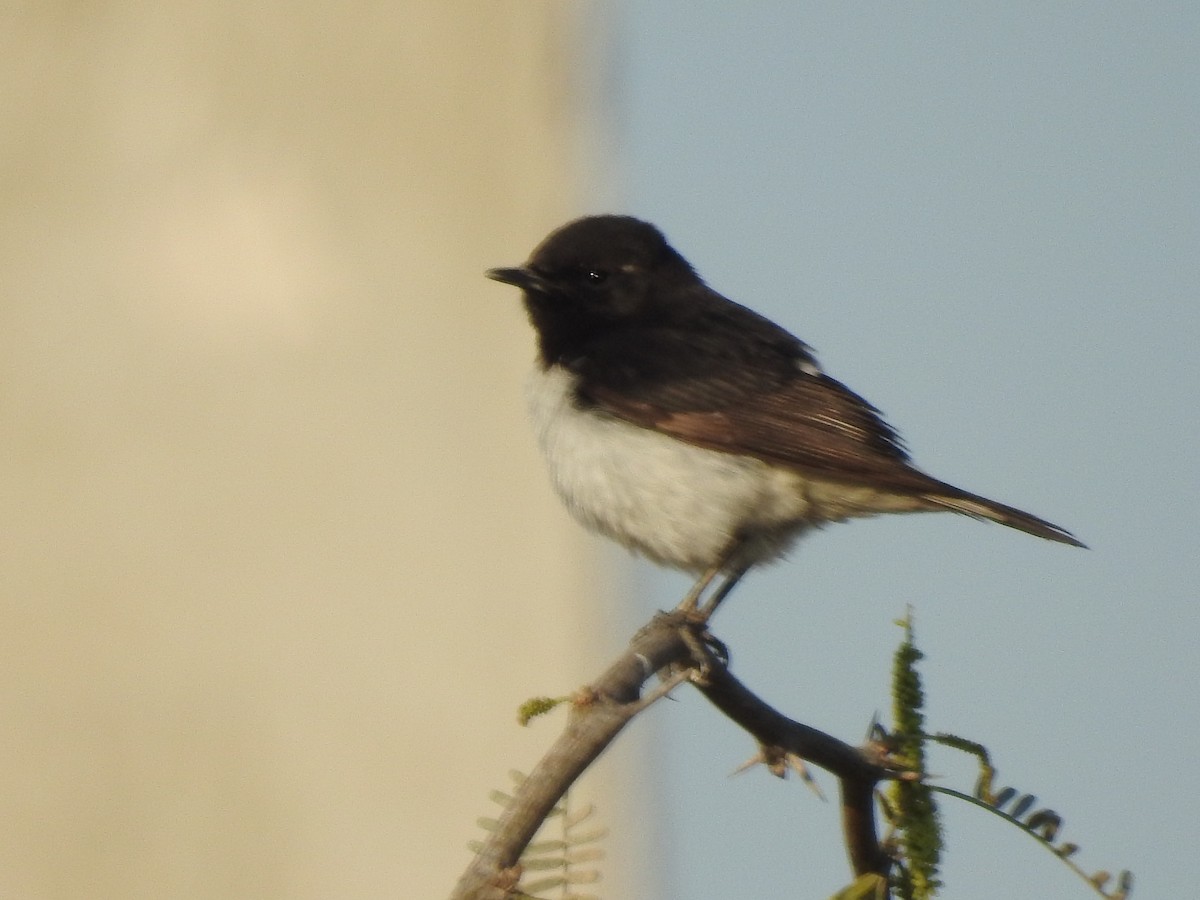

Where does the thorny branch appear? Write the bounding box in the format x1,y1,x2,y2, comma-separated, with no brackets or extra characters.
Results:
449,609,897,900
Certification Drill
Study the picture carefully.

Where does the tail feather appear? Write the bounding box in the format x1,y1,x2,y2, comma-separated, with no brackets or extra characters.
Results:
924,492,1086,548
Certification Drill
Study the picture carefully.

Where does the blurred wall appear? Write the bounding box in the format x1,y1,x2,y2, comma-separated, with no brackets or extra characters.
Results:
0,4,636,898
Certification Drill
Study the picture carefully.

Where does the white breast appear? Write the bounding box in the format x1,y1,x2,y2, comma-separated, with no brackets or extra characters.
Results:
525,366,824,573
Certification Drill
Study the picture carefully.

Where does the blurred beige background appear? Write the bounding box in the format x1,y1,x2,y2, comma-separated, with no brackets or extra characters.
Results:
1,4,644,897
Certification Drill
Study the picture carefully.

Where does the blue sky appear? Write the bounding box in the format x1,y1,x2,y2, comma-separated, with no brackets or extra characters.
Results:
588,4,1196,897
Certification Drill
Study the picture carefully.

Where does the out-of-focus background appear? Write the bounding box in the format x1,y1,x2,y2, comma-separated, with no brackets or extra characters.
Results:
3,3,1195,899
2,4,647,899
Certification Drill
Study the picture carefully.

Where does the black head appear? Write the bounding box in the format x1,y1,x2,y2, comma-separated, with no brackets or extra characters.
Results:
487,216,701,361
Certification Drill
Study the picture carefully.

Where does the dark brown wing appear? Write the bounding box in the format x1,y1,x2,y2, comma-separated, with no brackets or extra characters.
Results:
586,361,1084,546
587,371,950,495
567,298,928,489
589,373,1084,546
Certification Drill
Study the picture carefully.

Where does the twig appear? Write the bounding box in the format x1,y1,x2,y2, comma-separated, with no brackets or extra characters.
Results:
693,664,893,880
450,612,697,900
450,610,895,898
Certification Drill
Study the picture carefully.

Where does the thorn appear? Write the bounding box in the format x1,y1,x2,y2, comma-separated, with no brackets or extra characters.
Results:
728,746,825,799
730,751,766,777
786,754,827,802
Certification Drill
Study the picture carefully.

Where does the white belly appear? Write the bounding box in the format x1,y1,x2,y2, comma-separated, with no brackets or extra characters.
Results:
525,367,827,573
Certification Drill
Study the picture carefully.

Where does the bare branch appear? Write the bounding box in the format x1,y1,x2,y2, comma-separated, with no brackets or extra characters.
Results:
450,610,896,898
450,612,697,900
693,663,893,880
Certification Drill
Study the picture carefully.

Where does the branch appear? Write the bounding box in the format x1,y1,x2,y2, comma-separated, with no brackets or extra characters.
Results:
694,663,894,880
450,612,696,900
450,611,898,899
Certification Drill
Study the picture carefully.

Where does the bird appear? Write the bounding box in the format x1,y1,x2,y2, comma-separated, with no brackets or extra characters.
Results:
486,215,1083,614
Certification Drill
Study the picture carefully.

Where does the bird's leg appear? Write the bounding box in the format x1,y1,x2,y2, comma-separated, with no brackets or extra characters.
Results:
671,544,747,684
675,541,749,617
697,561,751,621
675,563,723,613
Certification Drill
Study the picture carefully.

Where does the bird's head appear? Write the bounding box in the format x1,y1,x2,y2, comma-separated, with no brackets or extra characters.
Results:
487,215,698,332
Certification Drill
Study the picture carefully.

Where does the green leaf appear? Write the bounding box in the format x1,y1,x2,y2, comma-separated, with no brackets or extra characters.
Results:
828,872,888,899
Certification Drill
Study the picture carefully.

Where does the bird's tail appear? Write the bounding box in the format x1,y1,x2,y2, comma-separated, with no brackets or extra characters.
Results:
923,490,1086,548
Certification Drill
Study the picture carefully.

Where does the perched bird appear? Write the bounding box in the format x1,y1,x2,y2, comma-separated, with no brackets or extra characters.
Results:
487,215,1083,612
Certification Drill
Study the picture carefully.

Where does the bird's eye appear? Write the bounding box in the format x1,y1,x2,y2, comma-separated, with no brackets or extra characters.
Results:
583,269,608,285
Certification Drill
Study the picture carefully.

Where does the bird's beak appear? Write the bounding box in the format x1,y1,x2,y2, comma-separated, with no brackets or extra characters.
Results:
485,266,550,294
